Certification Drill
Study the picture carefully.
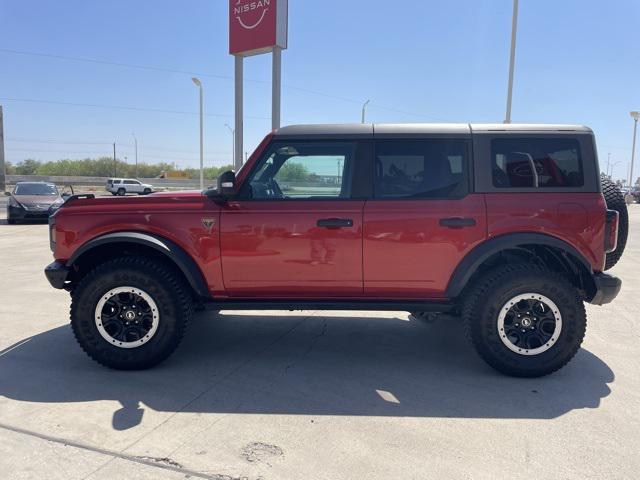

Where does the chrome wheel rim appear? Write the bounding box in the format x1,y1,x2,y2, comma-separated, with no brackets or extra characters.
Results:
497,293,562,356
95,287,159,349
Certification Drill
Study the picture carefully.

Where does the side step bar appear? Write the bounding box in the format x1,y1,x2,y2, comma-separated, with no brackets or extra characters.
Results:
204,300,454,313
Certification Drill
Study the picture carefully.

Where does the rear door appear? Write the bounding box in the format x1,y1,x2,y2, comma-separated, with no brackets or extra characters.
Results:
363,136,487,298
219,140,367,297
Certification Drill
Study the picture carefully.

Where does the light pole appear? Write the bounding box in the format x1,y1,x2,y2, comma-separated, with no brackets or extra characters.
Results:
361,100,370,124
131,133,138,178
610,160,621,179
224,123,235,167
630,111,639,189
192,77,204,189
504,0,519,124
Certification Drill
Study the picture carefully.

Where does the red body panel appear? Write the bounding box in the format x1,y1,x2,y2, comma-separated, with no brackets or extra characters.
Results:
484,193,606,272
52,192,226,296
219,200,364,296
363,195,487,298
50,132,608,300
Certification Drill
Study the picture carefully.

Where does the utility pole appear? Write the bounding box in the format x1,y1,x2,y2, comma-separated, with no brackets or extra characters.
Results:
225,124,235,167
504,0,519,123
113,142,117,177
132,133,138,178
361,100,370,124
630,111,639,188
0,106,5,192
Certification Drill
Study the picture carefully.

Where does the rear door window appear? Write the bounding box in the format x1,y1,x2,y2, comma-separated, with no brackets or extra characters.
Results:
374,139,468,199
491,138,583,188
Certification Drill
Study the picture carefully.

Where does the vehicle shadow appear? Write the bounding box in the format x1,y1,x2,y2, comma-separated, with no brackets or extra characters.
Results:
0,312,614,430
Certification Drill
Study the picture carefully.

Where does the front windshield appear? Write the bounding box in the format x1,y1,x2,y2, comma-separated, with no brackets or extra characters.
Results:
14,183,59,196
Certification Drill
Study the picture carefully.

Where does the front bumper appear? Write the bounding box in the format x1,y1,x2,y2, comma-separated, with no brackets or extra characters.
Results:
589,272,622,306
8,205,51,221
44,261,70,289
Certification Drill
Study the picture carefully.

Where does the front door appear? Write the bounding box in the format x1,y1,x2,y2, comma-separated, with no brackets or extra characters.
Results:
220,140,364,297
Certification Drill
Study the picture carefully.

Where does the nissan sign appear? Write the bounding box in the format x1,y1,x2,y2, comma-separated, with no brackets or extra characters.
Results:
229,0,288,56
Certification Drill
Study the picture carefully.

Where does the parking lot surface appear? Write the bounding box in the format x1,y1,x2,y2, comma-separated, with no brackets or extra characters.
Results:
1,206,639,479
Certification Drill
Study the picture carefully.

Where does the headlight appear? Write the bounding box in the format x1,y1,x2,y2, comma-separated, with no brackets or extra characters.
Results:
8,197,22,208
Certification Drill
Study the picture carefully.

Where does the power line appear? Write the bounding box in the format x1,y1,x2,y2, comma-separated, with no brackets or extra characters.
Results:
0,96,271,120
0,47,446,121
6,136,230,155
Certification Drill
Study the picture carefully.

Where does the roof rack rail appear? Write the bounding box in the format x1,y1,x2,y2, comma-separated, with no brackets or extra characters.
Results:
63,194,95,205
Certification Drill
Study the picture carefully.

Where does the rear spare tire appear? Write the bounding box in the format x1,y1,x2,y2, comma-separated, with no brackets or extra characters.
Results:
602,178,628,270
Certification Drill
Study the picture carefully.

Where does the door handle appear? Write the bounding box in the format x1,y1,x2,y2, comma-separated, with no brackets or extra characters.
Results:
317,218,354,228
439,217,476,228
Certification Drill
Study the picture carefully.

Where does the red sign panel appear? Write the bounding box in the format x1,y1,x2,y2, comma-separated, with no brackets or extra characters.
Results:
229,0,288,56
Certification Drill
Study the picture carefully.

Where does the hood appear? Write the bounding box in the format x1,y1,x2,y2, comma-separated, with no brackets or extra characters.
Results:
13,194,60,206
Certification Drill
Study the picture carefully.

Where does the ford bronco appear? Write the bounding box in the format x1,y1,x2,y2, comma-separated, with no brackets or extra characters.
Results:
44,124,626,377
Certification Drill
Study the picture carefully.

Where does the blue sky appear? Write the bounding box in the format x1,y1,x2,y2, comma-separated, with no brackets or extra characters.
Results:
1,0,638,181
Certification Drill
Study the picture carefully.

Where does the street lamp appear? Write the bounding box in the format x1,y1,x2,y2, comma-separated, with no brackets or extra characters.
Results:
630,111,639,189
609,160,621,179
192,77,204,189
131,133,138,179
224,123,235,167
361,100,370,124
504,0,519,124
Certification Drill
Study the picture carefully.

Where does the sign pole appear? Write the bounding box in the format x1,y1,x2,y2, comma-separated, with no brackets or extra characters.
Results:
234,55,244,171
272,47,282,130
0,106,5,192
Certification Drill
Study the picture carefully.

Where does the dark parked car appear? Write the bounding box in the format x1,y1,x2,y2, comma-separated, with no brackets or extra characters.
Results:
5,182,72,224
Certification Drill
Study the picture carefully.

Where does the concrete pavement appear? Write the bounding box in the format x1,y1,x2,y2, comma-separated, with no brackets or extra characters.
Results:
0,207,639,479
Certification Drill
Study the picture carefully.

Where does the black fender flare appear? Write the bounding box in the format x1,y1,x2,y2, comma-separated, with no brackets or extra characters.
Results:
445,233,594,298
68,232,210,298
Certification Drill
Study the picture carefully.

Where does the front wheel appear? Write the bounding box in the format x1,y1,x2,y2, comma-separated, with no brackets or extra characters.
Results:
70,256,193,369
462,264,586,377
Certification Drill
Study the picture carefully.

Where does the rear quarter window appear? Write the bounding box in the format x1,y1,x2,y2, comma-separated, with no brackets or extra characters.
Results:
491,138,583,188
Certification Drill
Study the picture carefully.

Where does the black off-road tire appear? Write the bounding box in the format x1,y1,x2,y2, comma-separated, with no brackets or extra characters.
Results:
462,264,586,377
602,178,628,270
70,256,193,370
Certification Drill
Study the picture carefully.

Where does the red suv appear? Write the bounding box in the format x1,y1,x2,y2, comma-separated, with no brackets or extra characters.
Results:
44,124,626,377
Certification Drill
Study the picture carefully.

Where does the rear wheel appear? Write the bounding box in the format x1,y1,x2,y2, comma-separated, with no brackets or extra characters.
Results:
462,264,586,377
602,178,628,270
117,188,126,196
70,256,193,369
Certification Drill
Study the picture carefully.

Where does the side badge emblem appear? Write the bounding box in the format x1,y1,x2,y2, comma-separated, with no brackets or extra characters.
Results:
201,218,216,231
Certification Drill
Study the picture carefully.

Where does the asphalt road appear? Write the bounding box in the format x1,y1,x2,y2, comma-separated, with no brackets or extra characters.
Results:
0,207,638,479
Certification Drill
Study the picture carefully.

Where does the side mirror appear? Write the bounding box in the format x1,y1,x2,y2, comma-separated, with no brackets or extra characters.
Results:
216,170,236,196
4,191,11,196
